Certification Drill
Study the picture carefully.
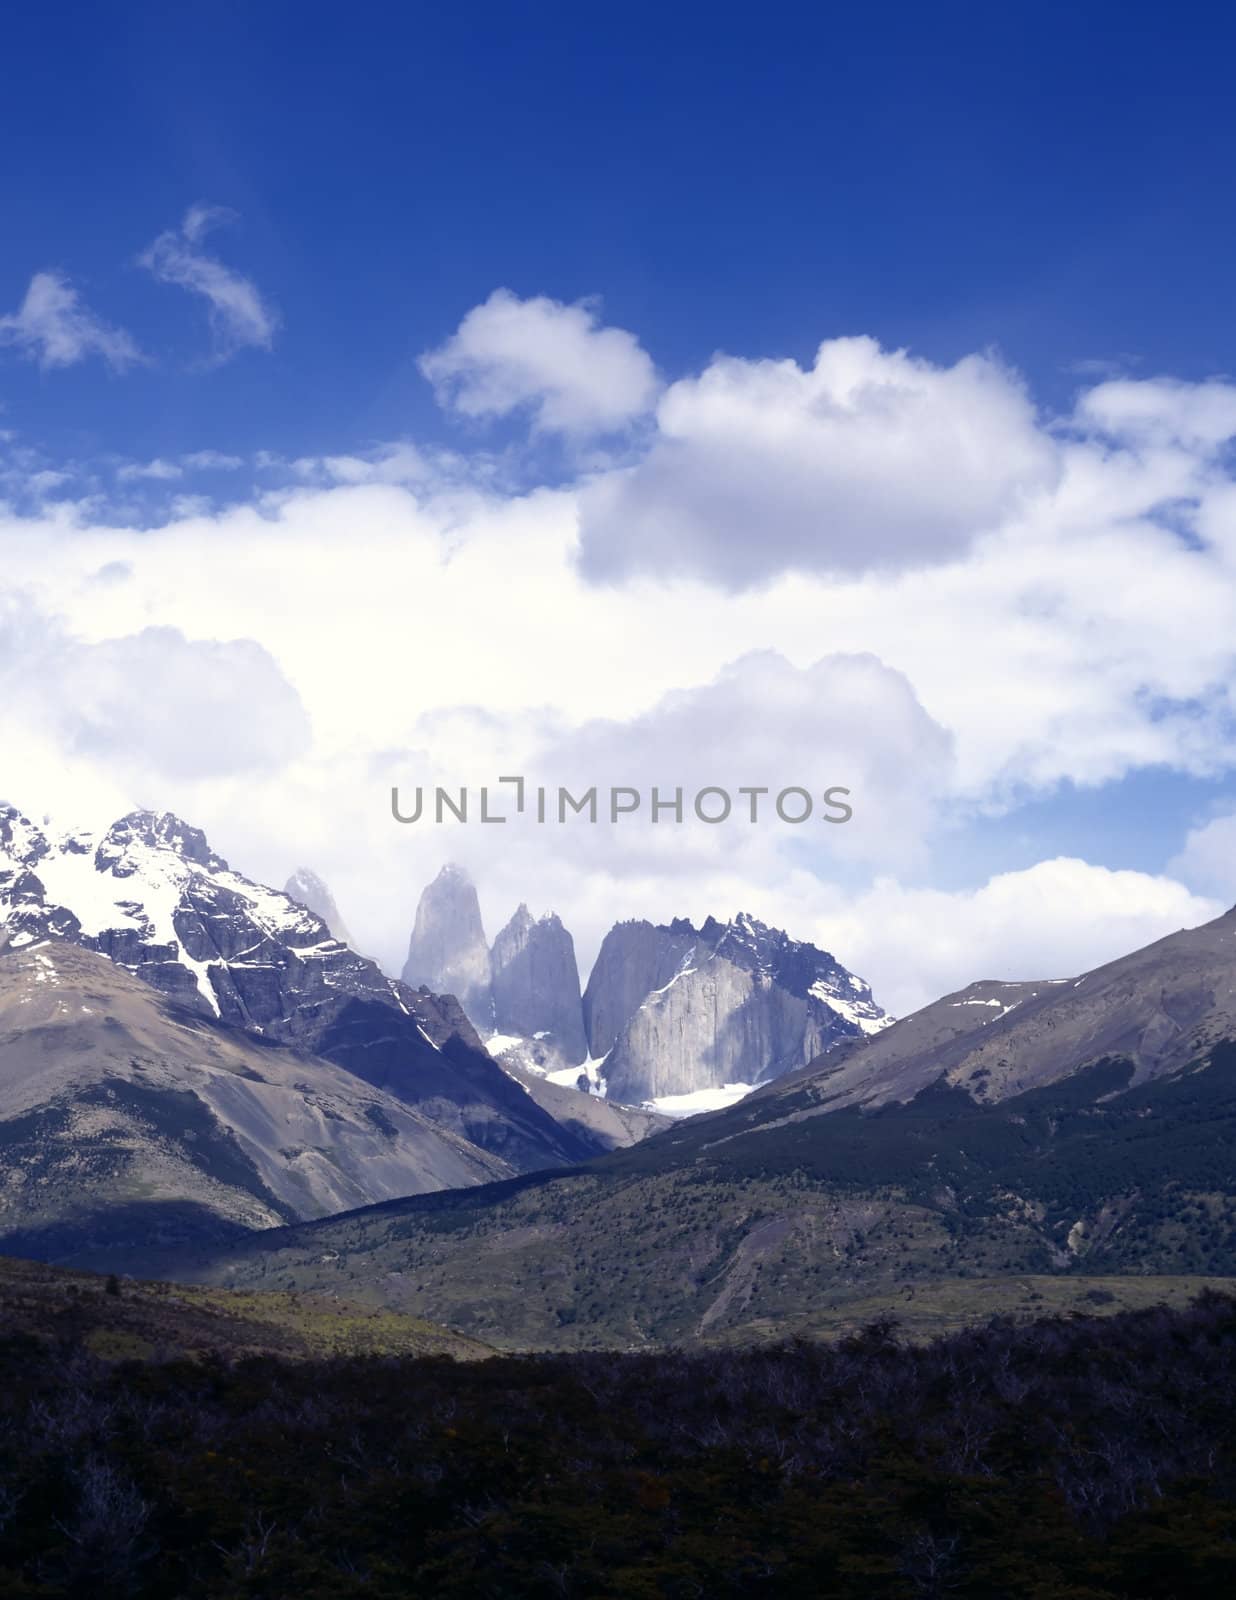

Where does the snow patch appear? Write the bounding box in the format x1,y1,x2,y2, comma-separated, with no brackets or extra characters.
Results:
545,1053,609,1097
646,1082,757,1118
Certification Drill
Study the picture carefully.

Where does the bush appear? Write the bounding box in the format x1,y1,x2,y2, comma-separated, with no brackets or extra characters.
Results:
0,1294,1234,1596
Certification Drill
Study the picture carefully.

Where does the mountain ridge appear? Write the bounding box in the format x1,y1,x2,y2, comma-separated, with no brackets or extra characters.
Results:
179,904,1236,1347
0,942,511,1268
0,806,588,1175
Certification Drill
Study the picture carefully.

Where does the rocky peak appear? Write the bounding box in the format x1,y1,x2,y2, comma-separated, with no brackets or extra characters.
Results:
582,919,701,1061
401,863,494,1030
284,867,354,948
490,904,587,1064
0,805,49,868
97,811,228,874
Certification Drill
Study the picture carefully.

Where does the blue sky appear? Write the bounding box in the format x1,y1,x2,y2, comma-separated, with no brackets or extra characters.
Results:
7,1,1236,459
4,1,1236,1009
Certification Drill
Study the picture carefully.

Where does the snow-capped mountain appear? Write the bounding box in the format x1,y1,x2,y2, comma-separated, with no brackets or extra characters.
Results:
397,867,889,1120
0,806,588,1174
2,807,353,1024
582,912,889,1111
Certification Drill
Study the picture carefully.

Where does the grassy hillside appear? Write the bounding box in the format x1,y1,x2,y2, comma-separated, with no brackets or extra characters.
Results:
0,1254,491,1361
702,1272,1234,1345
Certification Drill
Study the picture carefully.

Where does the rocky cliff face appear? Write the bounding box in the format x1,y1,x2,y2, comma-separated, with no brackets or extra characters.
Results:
491,904,588,1065
582,919,700,1061
584,912,887,1106
284,867,354,948
401,864,494,1030
392,871,887,1120
0,807,586,1175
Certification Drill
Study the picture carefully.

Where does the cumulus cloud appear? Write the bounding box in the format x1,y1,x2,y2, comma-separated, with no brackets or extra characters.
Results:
0,602,311,782
59,629,310,776
528,649,954,872
1077,376,1236,450
819,859,1222,1015
0,271,142,372
4,331,1236,1013
140,205,278,362
364,649,954,976
1167,812,1236,905
577,336,1059,586
420,289,659,436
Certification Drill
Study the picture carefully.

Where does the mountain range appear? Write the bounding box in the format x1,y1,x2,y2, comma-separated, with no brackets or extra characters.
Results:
401,863,887,1111
179,900,1236,1348
0,807,583,1164
6,799,1234,1354
0,807,622,1263
0,806,883,1270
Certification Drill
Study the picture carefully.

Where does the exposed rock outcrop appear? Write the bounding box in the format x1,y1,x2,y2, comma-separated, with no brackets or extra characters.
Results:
401,864,494,1030
491,904,588,1065
584,912,887,1105
284,867,354,948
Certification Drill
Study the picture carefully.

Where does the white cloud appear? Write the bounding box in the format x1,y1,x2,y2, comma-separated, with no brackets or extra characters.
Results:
817,859,1222,1015
420,288,659,436
288,442,435,488
352,649,953,976
0,601,311,784
3,334,1236,1015
116,458,183,482
25,469,72,498
0,271,142,372
2,409,1234,813
578,336,1059,586
1077,376,1236,450
167,493,215,519
527,649,954,873
1167,812,1236,904
140,205,278,362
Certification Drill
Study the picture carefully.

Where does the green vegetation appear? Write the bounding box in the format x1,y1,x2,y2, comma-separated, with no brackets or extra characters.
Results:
0,1255,492,1361
704,1272,1233,1344
2,1292,1236,1596
183,1047,1236,1350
